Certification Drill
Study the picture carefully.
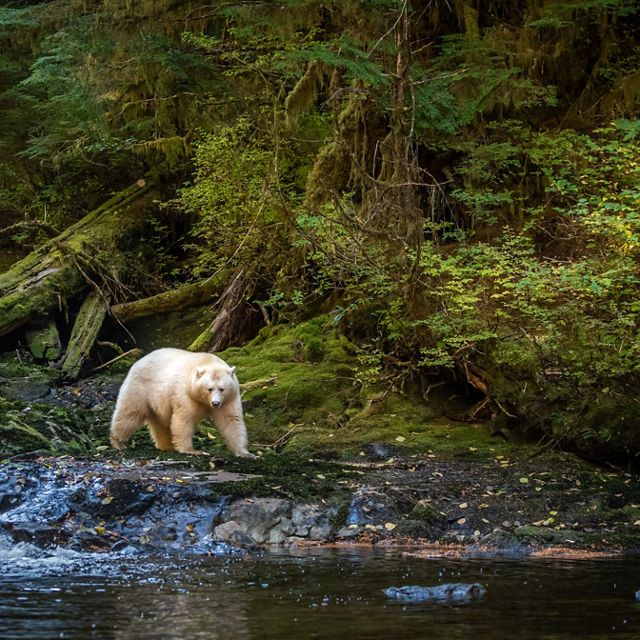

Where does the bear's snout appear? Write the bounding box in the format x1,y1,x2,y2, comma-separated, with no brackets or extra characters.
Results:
211,399,221,407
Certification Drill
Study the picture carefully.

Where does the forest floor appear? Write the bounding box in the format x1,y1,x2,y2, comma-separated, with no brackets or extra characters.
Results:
2,316,640,556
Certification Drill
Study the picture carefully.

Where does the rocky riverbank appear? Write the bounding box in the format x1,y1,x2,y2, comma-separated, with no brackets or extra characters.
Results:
2,446,639,558
2,317,640,557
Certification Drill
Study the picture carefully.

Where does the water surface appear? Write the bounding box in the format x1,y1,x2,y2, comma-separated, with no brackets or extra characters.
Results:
1,541,639,639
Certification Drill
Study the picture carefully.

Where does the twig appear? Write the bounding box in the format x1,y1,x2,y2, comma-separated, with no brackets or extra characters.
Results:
89,348,142,373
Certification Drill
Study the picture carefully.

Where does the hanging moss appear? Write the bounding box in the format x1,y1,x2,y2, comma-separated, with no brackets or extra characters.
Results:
284,61,328,129
304,140,352,209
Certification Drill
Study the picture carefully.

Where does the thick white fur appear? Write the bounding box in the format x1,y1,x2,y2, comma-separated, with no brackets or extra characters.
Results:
110,348,252,457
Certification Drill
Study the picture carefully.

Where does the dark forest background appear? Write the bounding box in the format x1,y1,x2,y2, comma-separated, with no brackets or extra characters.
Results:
2,0,640,460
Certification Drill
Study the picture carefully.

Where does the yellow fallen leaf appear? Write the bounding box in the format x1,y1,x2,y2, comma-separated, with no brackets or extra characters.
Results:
206,431,216,440
316,474,326,480
94,526,106,535
101,496,113,505
395,436,406,443
384,522,397,531
457,517,466,525
459,502,468,509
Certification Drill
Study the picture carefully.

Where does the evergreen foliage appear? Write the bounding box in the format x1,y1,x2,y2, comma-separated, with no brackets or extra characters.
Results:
2,0,640,459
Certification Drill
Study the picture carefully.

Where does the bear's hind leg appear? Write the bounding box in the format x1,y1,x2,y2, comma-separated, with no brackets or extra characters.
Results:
110,405,146,450
148,415,173,451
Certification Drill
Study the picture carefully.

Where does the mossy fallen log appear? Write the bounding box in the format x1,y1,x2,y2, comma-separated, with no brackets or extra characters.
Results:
110,278,219,323
0,180,156,337
60,292,110,380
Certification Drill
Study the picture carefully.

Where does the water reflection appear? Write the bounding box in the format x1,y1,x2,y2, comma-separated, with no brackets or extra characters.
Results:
108,563,252,640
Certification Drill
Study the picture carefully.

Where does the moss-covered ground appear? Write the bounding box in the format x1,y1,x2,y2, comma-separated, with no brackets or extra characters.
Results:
2,317,640,552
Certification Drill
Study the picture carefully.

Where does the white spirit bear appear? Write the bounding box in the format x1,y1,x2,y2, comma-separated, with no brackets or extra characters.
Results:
110,348,253,457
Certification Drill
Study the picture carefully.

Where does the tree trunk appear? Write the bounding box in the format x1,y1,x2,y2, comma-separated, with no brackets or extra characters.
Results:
188,269,261,352
0,180,157,337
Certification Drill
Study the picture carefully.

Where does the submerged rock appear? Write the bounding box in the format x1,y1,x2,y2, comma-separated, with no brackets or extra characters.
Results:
383,583,487,603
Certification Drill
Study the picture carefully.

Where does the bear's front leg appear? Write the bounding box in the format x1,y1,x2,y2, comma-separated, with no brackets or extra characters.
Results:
213,408,255,459
170,409,204,455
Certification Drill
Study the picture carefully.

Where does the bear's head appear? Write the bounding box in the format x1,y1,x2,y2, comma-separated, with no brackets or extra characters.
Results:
193,365,237,408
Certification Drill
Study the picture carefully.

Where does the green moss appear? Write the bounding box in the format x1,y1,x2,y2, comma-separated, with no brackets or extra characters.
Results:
25,320,61,360
0,396,111,459
514,525,577,546
0,354,59,380
214,315,519,460
220,316,358,452
123,305,212,352
409,499,444,524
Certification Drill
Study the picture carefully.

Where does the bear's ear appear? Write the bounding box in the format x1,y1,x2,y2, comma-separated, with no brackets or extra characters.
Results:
228,366,236,376
195,367,205,379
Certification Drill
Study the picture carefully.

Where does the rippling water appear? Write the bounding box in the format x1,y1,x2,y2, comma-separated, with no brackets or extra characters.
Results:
1,538,639,639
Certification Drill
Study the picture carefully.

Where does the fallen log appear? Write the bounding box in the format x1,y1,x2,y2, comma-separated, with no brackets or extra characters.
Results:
110,278,219,323
0,180,157,337
60,292,110,380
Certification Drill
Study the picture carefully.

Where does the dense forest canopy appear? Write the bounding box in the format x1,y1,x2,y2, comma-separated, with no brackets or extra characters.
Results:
1,0,640,460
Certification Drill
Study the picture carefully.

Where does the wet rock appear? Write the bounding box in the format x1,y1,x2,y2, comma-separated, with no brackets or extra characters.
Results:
66,528,114,552
291,504,334,540
3,522,70,548
0,470,30,513
0,459,231,554
346,485,400,527
214,499,335,545
336,525,361,539
0,376,52,401
384,583,487,603
213,521,257,546
77,478,156,517
223,498,293,544
635,589,640,602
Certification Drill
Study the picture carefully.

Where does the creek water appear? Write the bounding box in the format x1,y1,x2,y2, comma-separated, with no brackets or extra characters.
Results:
1,540,639,640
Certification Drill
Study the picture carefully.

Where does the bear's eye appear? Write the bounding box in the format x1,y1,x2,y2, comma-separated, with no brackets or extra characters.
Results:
207,387,213,392
218,387,224,392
